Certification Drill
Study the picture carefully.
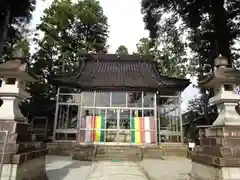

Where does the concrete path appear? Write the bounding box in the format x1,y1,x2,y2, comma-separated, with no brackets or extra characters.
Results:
141,157,191,180
46,156,148,180
46,156,191,180
87,161,148,180
46,156,95,180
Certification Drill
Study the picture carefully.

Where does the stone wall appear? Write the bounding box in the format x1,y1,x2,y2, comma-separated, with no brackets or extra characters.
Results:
190,161,240,180
190,126,240,179
0,121,48,180
143,143,188,158
47,142,75,156
72,144,95,161
1,156,47,180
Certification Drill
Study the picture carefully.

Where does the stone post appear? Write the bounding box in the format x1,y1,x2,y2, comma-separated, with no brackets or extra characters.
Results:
0,49,48,180
190,55,240,180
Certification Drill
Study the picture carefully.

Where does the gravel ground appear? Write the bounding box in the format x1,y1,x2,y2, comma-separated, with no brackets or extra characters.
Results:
140,157,191,180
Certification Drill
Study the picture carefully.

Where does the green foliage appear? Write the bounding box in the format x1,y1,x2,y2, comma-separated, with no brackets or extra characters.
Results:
115,45,129,55
141,0,240,80
157,17,188,78
135,35,188,78
135,38,154,56
184,95,218,140
12,38,31,58
0,0,35,23
0,0,36,60
30,0,109,100
187,96,205,115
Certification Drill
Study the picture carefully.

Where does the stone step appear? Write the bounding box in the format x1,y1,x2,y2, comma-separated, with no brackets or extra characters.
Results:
96,147,141,152
0,148,48,164
48,142,75,155
97,147,140,151
97,146,140,149
142,144,188,158
0,141,46,153
98,147,140,150
95,157,138,161
95,153,142,159
96,152,141,156
95,156,142,161
96,151,141,155
94,145,142,161
95,155,141,159
97,150,140,154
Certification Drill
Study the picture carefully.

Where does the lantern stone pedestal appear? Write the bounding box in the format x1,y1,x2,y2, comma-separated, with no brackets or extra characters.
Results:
190,56,240,180
0,50,48,180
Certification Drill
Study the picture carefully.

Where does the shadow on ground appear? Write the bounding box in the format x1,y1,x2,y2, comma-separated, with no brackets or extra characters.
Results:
46,156,94,180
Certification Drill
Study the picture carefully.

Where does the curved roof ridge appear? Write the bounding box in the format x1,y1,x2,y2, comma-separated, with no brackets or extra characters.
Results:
50,53,190,91
85,53,155,62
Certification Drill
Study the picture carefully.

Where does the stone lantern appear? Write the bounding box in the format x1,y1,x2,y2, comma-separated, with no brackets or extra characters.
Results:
190,56,240,180
0,49,35,120
201,56,240,126
0,49,48,180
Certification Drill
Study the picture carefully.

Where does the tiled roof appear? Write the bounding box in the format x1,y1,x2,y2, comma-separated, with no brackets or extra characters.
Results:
50,53,190,91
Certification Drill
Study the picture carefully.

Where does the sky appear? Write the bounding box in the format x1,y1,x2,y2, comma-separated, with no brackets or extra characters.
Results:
29,0,199,111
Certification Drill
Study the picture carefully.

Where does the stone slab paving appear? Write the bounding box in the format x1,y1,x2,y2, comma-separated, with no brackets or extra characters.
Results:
87,161,148,180
46,156,191,180
140,157,191,180
46,156,95,180
46,156,148,180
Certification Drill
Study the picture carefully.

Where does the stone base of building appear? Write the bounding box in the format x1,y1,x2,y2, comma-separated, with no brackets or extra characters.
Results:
47,142,188,160
71,143,188,161
0,120,48,180
190,125,240,180
47,142,74,156
73,144,143,161
190,162,240,180
72,144,95,161
142,143,188,158
1,156,48,180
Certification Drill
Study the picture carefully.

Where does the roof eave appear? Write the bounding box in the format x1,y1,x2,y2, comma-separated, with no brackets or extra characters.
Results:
163,80,191,92
49,80,161,92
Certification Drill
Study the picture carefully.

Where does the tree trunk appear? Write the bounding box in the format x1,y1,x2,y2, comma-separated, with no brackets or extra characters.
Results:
0,4,11,58
210,0,231,63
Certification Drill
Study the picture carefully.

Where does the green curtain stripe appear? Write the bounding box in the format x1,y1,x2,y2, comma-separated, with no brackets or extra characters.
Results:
100,116,105,142
131,117,135,143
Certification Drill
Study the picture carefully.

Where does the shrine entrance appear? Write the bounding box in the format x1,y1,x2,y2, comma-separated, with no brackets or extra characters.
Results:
105,109,131,144
78,105,156,145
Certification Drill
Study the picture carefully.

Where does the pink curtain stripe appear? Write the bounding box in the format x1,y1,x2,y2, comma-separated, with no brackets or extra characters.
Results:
140,117,145,144
79,130,85,143
85,116,92,142
80,115,86,128
79,115,86,143
150,116,156,143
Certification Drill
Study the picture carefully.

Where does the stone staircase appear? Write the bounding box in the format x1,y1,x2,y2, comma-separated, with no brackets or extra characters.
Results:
94,145,143,161
142,143,188,158
71,143,188,161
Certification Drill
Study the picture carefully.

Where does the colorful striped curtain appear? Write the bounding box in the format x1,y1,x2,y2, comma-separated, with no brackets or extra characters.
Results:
78,115,105,143
93,116,105,142
131,116,156,144
78,115,156,145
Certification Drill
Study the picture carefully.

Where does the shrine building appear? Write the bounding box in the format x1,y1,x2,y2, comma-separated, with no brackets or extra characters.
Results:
50,53,190,145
